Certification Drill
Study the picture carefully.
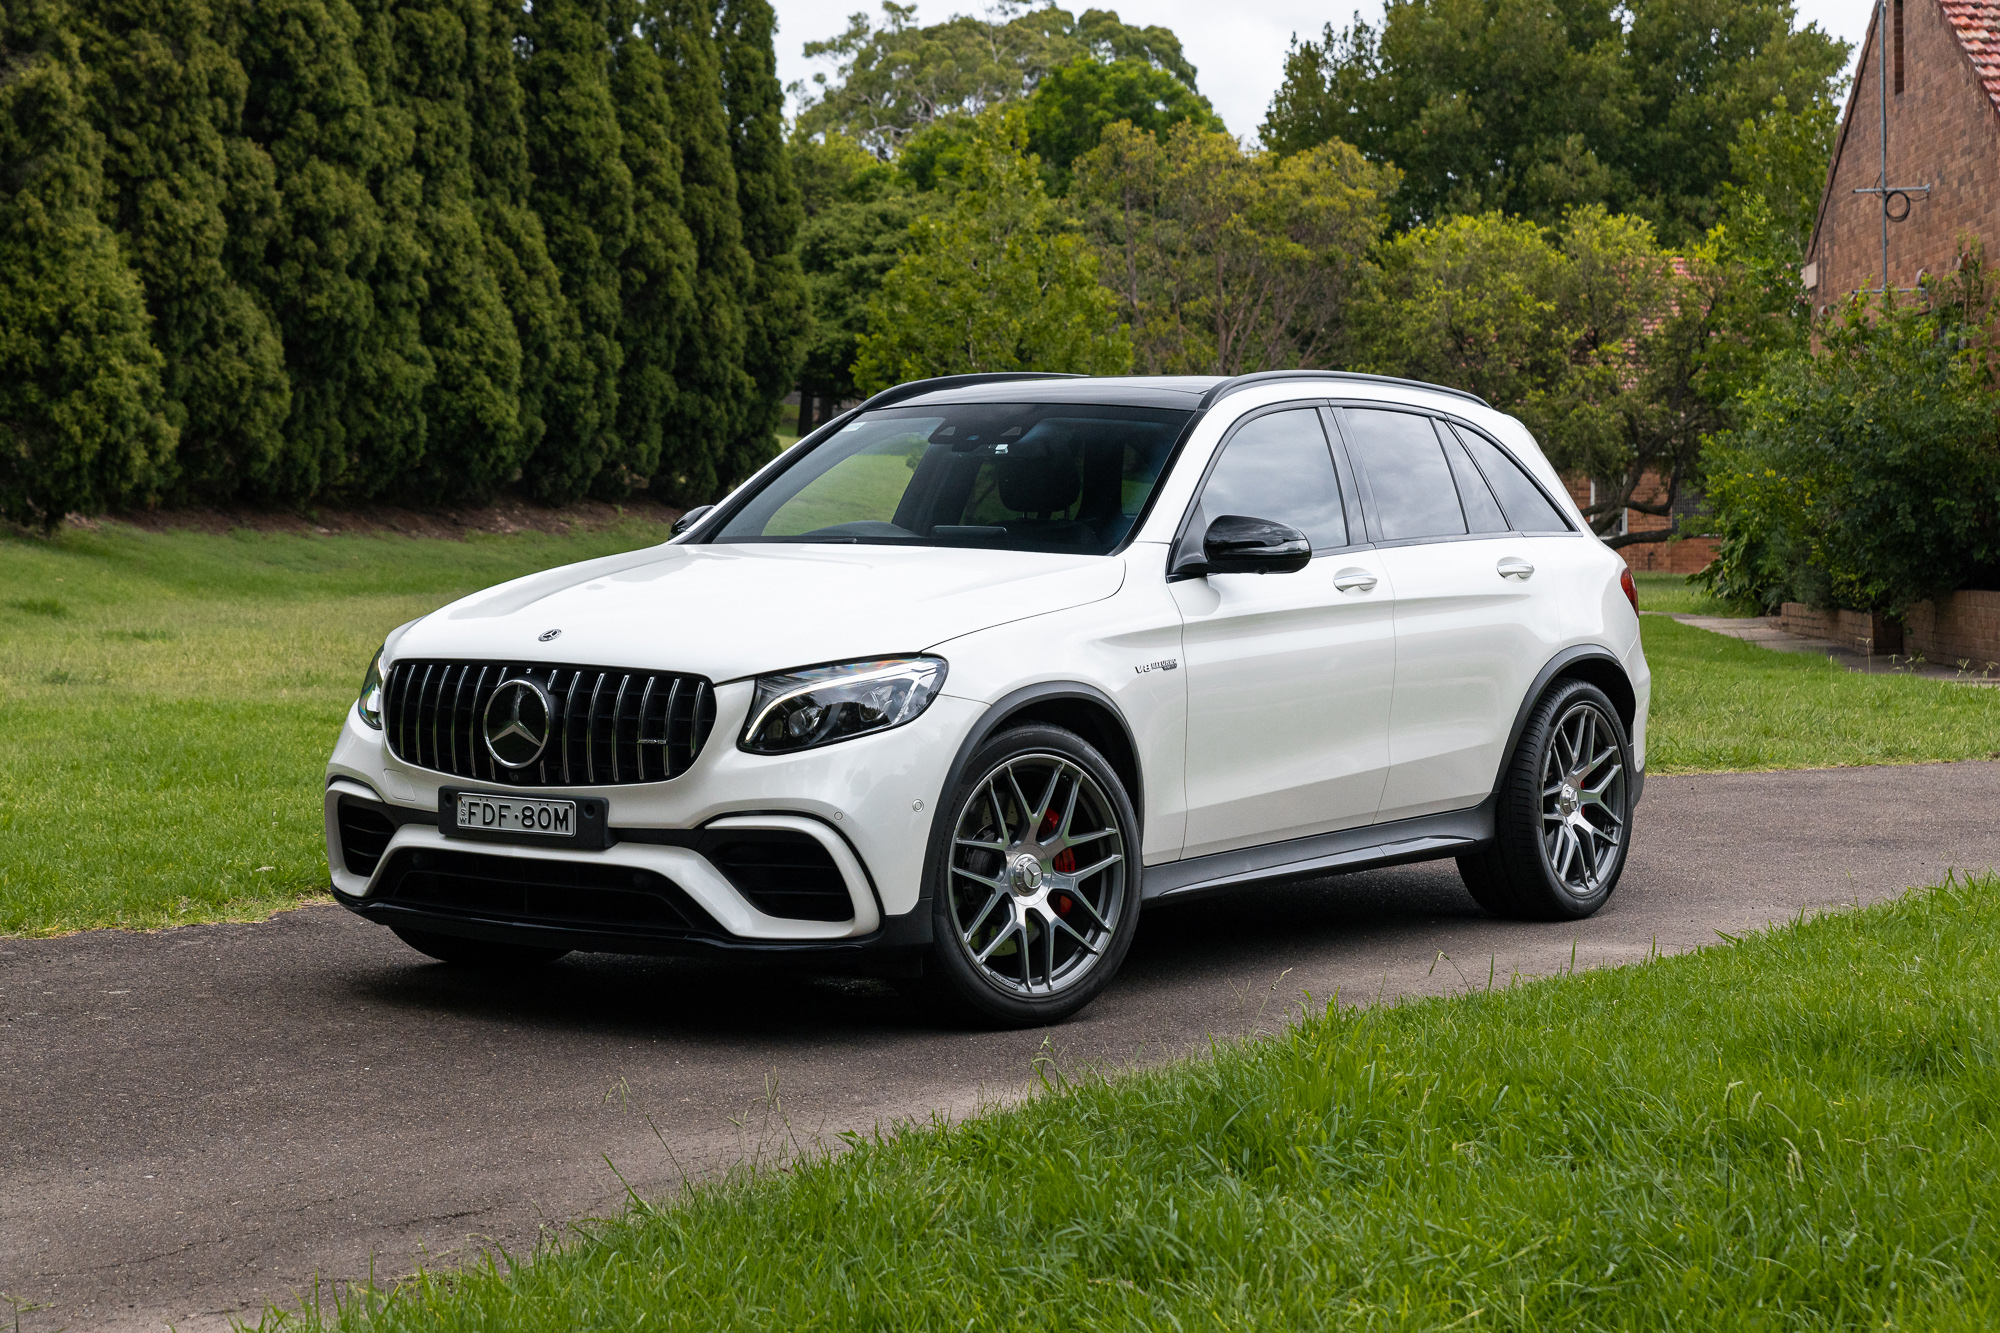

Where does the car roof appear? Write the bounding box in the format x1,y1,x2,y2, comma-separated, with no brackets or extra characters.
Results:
866,371,1487,413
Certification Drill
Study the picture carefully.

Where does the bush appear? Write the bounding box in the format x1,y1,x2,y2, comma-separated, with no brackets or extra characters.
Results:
1699,255,2000,614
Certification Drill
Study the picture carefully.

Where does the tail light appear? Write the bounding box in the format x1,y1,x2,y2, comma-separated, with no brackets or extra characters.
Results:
1620,566,1638,612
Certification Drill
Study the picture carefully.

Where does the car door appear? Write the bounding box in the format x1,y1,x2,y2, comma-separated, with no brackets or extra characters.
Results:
1335,405,1571,822
1171,404,1395,859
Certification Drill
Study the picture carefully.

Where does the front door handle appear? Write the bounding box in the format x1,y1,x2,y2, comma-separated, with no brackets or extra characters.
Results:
1496,557,1535,581
1333,568,1378,593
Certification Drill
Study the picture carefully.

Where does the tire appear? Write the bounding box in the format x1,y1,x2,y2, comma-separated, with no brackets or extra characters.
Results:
910,723,1142,1028
390,925,570,970
1458,678,1635,921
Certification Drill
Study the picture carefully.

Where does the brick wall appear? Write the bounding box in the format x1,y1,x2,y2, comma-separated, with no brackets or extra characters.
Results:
1806,0,2000,303
1562,472,1716,573
1905,589,2000,666
1778,604,1907,654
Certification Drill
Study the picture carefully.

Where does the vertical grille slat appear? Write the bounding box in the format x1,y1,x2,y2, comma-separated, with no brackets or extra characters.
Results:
381,659,713,788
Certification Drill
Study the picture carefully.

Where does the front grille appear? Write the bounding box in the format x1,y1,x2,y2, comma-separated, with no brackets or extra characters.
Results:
384,660,715,787
707,831,854,922
376,848,723,937
335,800,396,876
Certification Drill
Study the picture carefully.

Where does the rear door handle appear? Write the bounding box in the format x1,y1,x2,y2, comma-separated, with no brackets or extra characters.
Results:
1496,557,1535,581
1333,568,1378,593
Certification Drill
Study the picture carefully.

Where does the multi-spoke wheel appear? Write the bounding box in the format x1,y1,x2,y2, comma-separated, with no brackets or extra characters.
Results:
915,724,1141,1026
1458,679,1633,921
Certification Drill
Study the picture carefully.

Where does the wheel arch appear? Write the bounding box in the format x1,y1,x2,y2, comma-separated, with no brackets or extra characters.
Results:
1494,647,1637,799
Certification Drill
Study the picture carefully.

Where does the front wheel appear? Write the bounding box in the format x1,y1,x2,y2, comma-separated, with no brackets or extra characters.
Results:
913,724,1141,1028
1459,678,1634,921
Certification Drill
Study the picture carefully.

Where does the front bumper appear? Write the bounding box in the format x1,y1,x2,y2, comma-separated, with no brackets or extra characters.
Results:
326,684,982,961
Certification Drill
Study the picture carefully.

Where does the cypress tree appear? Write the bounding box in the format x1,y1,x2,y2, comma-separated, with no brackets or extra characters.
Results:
518,0,630,502
648,0,750,503
466,0,584,489
0,0,175,528
718,0,808,480
71,0,290,502
355,0,526,503
603,0,696,495
234,0,428,501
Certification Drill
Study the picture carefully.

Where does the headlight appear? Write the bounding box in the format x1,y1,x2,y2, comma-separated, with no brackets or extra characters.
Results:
357,647,385,730
740,657,947,754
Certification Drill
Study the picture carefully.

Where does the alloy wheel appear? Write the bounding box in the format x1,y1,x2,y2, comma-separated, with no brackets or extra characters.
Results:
1540,701,1627,894
947,752,1127,997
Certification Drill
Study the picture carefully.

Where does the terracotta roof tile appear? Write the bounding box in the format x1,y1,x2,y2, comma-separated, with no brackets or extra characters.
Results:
1942,0,2000,111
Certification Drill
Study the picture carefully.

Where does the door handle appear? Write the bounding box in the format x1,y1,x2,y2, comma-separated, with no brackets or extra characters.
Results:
1332,568,1378,593
1496,557,1535,581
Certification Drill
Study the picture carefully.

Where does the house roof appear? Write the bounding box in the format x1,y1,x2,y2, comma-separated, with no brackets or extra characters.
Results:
1942,0,2000,112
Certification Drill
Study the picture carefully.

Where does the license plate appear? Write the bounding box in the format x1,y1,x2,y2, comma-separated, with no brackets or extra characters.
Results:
454,794,577,839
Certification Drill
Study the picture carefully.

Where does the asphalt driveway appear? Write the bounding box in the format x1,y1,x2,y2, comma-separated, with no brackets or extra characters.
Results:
5,761,1999,1331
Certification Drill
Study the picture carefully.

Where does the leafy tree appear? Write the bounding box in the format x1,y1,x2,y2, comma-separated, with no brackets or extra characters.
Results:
1700,257,2000,614
852,108,1130,394
796,2,1198,157
356,0,528,504
719,0,809,481
1262,0,1848,245
1351,206,1760,547
1023,54,1220,192
72,0,290,503
1072,121,1396,375
0,0,175,528
791,131,918,430
518,0,631,501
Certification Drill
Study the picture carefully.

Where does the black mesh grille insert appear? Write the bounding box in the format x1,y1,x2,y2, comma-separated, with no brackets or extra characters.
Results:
336,801,396,877
383,660,714,787
707,831,853,922
376,849,722,937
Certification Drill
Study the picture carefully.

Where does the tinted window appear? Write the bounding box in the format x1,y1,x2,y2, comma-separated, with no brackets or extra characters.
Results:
1452,424,1571,532
1343,409,1466,540
1195,408,1347,551
714,403,1189,553
1445,433,1509,533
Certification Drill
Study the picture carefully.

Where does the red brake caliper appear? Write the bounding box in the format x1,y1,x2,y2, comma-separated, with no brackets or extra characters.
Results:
1040,806,1077,909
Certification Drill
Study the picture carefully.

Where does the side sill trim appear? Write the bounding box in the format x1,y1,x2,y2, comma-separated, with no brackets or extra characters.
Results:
1143,802,1495,903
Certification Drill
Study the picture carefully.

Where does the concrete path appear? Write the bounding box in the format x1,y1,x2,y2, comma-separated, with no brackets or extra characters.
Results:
6,762,2000,1332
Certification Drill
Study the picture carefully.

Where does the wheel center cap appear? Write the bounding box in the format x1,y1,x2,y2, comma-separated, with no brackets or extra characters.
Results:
1558,783,1579,815
1008,853,1045,896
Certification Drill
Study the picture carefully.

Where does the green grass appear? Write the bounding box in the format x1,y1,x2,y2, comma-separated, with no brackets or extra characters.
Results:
266,873,2000,1331
0,517,675,936
4,530,1997,936
1641,614,2000,773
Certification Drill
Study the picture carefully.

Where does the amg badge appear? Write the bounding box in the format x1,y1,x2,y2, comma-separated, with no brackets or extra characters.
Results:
1134,658,1179,674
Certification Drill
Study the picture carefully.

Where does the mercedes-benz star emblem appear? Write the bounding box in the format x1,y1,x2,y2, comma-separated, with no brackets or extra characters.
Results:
538,628,562,642
483,677,553,770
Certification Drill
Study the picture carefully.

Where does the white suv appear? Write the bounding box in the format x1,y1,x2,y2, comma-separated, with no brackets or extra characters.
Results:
325,371,1649,1026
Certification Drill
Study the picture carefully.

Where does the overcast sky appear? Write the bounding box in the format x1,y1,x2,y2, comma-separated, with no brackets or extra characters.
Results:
770,0,1876,142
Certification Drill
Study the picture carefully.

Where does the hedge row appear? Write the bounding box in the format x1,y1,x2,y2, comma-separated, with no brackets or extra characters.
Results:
0,0,807,528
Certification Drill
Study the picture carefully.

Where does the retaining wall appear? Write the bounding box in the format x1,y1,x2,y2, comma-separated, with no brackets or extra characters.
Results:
1905,590,2000,670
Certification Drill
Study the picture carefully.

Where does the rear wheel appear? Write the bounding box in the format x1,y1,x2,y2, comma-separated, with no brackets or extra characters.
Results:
390,925,570,970
1458,678,1633,921
912,724,1140,1028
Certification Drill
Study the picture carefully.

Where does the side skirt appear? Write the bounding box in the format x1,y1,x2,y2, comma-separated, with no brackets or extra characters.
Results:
1141,801,1496,904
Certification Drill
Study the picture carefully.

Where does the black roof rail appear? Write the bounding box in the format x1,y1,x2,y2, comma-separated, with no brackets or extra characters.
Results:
1197,369,1488,410
852,372,1085,413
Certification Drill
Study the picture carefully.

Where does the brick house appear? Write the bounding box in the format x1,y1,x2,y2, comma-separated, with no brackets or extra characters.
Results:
1804,0,2000,304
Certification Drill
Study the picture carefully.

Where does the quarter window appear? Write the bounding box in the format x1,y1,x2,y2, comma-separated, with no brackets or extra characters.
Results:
1444,432,1510,533
1451,424,1571,532
1194,408,1348,551
1342,408,1466,541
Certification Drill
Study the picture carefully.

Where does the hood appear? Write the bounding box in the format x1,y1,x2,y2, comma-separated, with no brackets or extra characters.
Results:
390,542,1128,682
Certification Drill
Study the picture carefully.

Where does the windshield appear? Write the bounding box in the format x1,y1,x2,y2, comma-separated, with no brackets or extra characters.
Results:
712,403,1192,554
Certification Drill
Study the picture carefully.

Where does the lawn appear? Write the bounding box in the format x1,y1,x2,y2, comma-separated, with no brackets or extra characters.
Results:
265,871,2000,1331
3,535,1996,937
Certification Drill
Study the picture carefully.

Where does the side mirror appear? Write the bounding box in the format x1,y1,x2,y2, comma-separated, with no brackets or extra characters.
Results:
1200,514,1312,574
671,504,714,537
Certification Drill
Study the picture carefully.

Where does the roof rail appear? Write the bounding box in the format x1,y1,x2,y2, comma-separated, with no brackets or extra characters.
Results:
852,372,1086,413
1198,369,1488,410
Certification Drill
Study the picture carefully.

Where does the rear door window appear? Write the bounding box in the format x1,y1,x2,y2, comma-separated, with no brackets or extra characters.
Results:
1451,424,1571,532
1340,408,1467,541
